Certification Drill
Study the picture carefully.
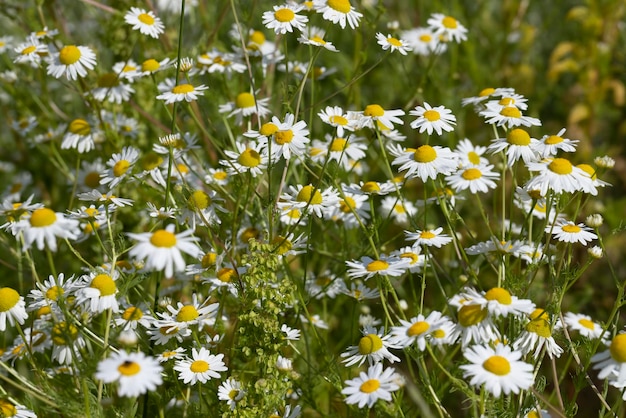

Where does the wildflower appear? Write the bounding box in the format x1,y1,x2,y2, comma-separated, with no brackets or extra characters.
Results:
592,333,626,384
95,350,163,397
427,13,468,43
401,27,444,56
297,26,339,51
344,180,397,196
277,184,340,218
340,281,380,301
359,104,405,130
405,227,452,248
90,73,135,104
409,102,456,135
392,144,458,182
341,326,400,367
156,78,208,104
174,347,227,384
27,273,77,312
546,220,597,245
13,36,47,67
0,400,36,418
218,91,271,123
342,363,400,408
330,190,370,228
454,300,500,346
0,287,28,331
479,103,541,128
256,114,310,161
588,246,603,259
318,133,367,170
221,141,268,178
16,207,79,251
51,321,86,365
127,224,201,277
74,270,121,313
376,33,412,55
446,164,500,194
461,87,516,108
218,378,245,410
157,294,218,332
282,324,301,341
262,4,308,34
313,0,363,29
460,343,534,397
514,309,563,359
300,314,329,330
595,155,615,169
534,128,578,158
346,255,409,281
389,311,448,350
100,147,139,189
577,163,611,190
140,57,171,75
114,303,155,331
380,196,418,225
318,105,358,137
62,118,101,153
469,287,535,318
562,312,603,339
77,190,134,207
488,128,539,166
124,7,164,39
47,44,96,80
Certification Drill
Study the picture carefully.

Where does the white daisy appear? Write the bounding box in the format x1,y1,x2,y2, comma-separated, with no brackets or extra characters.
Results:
74,270,121,313
317,105,358,137
562,312,603,339
127,224,201,278
388,311,448,350
15,207,80,251
157,294,219,333
468,287,535,318
174,347,228,385
329,190,370,229
546,220,597,245
313,0,363,30
376,33,412,55
488,128,539,166
409,102,456,135
257,113,310,162
479,103,541,128
218,91,271,124
427,13,468,43
218,378,245,410
535,128,578,157
90,72,135,104
124,7,165,39
100,146,140,189
359,104,405,130
262,4,308,34
513,308,563,359
401,27,444,56
297,26,339,52
343,180,397,196
0,287,28,331
592,333,626,384
461,87,515,108
340,326,401,367
446,164,500,194
345,255,410,281
277,184,340,219
455,302,500,347
392,144,458,182
47,44,97,80
454,138,488,167
339,281,380,301
0,400,37,418
95,350,163,397
405,227,452,248
379,196,418,225
220,141,268,178
51,320,86,365
61,117,102,154
341,363,400,408
156,79,208,104
460,343,534,397
13,36,48,67
576,163,610,190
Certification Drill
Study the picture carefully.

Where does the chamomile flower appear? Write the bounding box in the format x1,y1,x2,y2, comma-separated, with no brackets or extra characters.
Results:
392,144,458,182
140,57,171,75
592,334,626,384
90,72,135,104
427,13,468,43
27,273,78,312
0,287,28,331
346,255,410,281
300,314,329,330
341,326,401,367
16,207,80,251
62,118,102,153
513,308,563,359
376,33,412,55
306,271,344,300
380,196,417,225
47,44,97,80
389,311,448,350
13,36,47,67
277,184,340,218
318,105,358,137
218,91,271,123
124,7,165,39
446,164,500,194
342,363,400,408
313,0,363,30
127,224,201,278
95,350,163,397
576,163,610,190
114,303,155,331
535,128,578,157
454,138,488,167
409,102,456,135
401,27,444,56
340,281,380,301
562,312,603,339
480,103,541,128
257,113,310,161
546,220,597,245
174,347,227,384
0,400,37,418
461,87,517,108
100,147,139,189
51,320,86,365
460,343,534,397
359,104,405,130
470,287,535,318
74,270,121,313
390,246,427,273
329,190,370,228
221,141,268,177
344,180,397,196
262,4,308,34
218,378,245,410
297,26,339,51
157,294,219,332
157,347,185,363
405,227,452,248
455,302,500,347
156,79,208,104
488,128,539,166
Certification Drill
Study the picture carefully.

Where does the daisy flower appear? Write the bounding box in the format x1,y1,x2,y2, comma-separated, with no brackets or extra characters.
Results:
156,78,208,104
0,287,28,331
157,294,219,333
27,273,78,312
100,146,139,189
221,141,268,178
405,227,452,248
124,7,165,39
51,321,86,365
297,26,339,52
47,44,97,80
277,184,340,218
380,196,418,225
306,271,344,300
376,33,412,55
446,164,500,194
401,27,444,56
535,128,578,158
114,303,155,331
13,36,47,67
340,281,380,301
562,312,604,339
218,91,271,123
140,57,171,75
257,113,310,161
469,287,535,318
359,104,405,130
262,4,308,34
329,190,370,228
577,163,611,190
61,118,102,153
341,363,400,408
527,158,596,197
344,180,397,196
460,343,534,397
389,311,448,350
90,72,135,104
592,333,626,384
95,350,163,397
313,0,363,30
513,308,563,359
427,13,468,43
479,103,541,128
341,326,401,367
218,378,245,410
174,347,227,385
409,102,456,135
74,270,121,313
390,245,427,273
455,302,500,347
546,220,597,245
127,224,201,278
0,400,36,418
392,144,458,182
157,347,186,363
346,255,410,281
15,207,79,251
300,314,329,330
488,128,539,166
317,105,358,137
454,138,488,167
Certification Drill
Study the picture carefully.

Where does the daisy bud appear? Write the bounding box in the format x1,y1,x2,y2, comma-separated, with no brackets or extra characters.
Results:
118,329,139,346
588,246,603,259
594,155,615,169
398,299,409,311
586,214,603,228
178,57,194,72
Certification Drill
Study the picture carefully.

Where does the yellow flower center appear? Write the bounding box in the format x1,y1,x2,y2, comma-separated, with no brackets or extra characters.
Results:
201,252,217,269
576,163,596,179
500,106,522,118
499,97,515,106
51,322,78,345
122,306,143,321
36,305,51,318
387,37,402,47
142,152,164,171
610,334,626,362
0,288,20,312
526,318,552,338
240,227,259,243
122,65,136,73
414,145,437,163
327,0,351,14
271,236,293,255
458,304,488,327
297,185,323,204
213,171,228,181
97,73,119,88
360,379,381,393
236,92,255,108
113,160,131,177
138,13,155,25
366,260,389,272
69,118,91,136
442,16,458,29
361,181,380,193
188,190,211,210
274,8,295,22
330,138,347,152
22,45,36,55
507,128,530,146
172,84,194,94
90,274,116,296
190,360,209,373
394,203,406,213
0,400,17,417
482,355,511,376
562,224,581,234
423,109,441,122
400,252,418,264
479,88,495,96
45,285,64,301
118,360,141,376
548,158,573,175
311,35,326,44
249,31,266,45
484,287,512,305
285,209,301,219
275,130,294,145
30,208,57,227
228,389,240,400
339,197,356,213
238,148,262,167
364,104,385,117
530,308,549,321
545,135,563,145
461,168,482,180
177,305,199,322
142,58,160,72
330,115,348,126
432,329,446,339
59,45,81,65
358,334,383,354
84,172,101,188
419,34,432,42
420,231,436,239
407,321,430,336
578,318,595,330
217,267,236,282
467,151,481,165
260,122,279,136
150,229,177,247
